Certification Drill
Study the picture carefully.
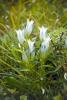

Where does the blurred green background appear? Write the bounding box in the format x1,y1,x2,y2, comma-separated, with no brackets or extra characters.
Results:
0,0,67,31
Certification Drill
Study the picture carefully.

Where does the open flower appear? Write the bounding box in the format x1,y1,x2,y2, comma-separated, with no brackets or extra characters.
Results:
40,36,50,52
26,19,34,34
16,29,25,44
28,40,35,53
39,26,47,41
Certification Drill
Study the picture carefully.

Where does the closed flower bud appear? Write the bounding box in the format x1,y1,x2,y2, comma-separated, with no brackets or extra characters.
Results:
39,26,47,41
26,19,34,34
16,29,25,44
28,40,35,53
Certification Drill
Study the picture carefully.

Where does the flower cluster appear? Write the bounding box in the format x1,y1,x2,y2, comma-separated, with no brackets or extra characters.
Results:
16,19,50,60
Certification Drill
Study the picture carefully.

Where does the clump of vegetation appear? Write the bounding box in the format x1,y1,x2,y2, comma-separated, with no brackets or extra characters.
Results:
0,19,67,100
0,0,67,100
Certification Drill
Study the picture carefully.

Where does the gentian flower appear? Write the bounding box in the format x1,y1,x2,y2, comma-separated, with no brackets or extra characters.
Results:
39,26,47,41
28,40,35,53
40,36,50,52
26,19,34,34
16,29,25,44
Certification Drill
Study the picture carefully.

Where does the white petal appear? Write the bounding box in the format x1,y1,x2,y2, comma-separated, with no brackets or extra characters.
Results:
28,40,35,53
26,19,34,34
40,36,50,52
44,36,51,48
16,29,25,44
39,26,47,40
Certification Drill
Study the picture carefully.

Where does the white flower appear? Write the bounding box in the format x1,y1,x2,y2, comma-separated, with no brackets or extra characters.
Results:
28,40,35,53
26,19,34,34
64,73,67,80
44,36,51,48
16,29,25,44
40,36,50,52
39,26,47,41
